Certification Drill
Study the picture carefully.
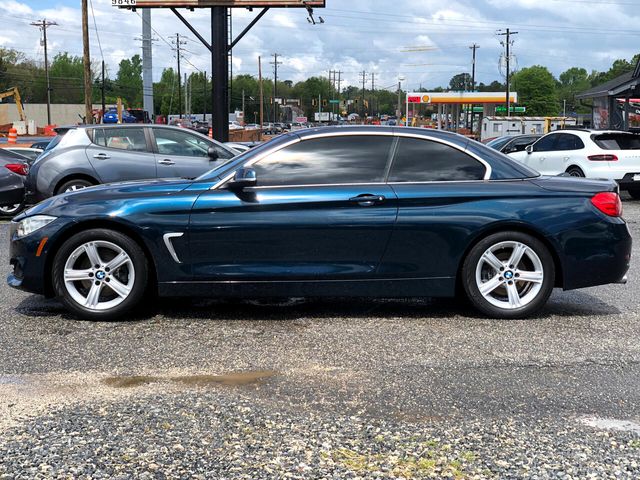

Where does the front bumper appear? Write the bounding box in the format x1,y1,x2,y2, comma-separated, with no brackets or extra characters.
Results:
7,218,70,296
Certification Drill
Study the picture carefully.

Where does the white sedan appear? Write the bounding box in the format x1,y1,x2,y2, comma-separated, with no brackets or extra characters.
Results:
508,129,640,199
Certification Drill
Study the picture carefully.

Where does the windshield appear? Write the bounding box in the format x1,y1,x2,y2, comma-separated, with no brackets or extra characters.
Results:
44,134,64,152
593,133,640,150
486,136,511,150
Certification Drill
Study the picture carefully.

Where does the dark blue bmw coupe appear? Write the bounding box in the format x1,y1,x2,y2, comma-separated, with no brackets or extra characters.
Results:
7,126,631,321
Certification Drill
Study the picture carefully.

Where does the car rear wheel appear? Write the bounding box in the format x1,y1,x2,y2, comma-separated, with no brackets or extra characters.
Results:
57,179,94,195
462,231,555,319
52,229,148,321
566,167,585,178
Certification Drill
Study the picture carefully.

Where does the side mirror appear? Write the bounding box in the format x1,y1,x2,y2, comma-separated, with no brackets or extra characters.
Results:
207,146,219,160
525,144,534,154
228,167,257,189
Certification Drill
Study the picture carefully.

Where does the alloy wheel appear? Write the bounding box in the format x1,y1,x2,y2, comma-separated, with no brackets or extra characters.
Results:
63,240,135,311
475,241,544,310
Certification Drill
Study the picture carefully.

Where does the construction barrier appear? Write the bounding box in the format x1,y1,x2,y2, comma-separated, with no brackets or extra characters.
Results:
7,128,17,144
208,128,213,139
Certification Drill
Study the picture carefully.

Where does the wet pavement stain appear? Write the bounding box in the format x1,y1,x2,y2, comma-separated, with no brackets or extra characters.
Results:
102,371,276,389
170,371,277,387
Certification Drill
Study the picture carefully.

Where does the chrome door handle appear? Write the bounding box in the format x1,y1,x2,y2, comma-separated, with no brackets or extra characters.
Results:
93,153,110,160
349,194,386,206
158,159,175,165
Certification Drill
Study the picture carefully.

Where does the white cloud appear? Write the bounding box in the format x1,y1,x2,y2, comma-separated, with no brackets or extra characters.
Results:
3,0,639,93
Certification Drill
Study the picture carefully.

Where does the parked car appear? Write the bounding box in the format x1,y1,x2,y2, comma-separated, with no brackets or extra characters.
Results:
25,125,238,203
3,147,44,163
9,127,631,321
487,135,541,154
0,150,28,216
30,140,51,150
224,141,261,153
126,109,151,124
229,121,244,131
508,130,640,199
103,108,137,124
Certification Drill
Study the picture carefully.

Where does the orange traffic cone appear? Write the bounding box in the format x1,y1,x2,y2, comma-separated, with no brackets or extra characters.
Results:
208,128,213,139
7,128,18,144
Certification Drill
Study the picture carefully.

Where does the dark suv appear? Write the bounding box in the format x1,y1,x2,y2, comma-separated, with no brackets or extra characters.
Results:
26,125,238,203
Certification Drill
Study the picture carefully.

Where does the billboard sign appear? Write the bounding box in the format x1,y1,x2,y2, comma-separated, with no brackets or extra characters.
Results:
113,0,324,7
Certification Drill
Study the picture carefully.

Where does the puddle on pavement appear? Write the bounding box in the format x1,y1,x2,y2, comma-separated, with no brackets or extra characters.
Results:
580,416,640,434
103,376,158,388
102,371,276,389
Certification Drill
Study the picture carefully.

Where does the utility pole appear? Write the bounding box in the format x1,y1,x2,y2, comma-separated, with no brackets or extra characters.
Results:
203,71,207,122
468,43,479,130
171,33,187,118
31,19,57,126
370,72,375,117
258,56,264,140
360,70,367,120
270,53,282,123
498,29,517,115
81,0,92,124
142,9,154,123
242,89,245,122
397,81,402,119
101,61,106,121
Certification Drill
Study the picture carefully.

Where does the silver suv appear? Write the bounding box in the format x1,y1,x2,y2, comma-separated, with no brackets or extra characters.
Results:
26,125,238,203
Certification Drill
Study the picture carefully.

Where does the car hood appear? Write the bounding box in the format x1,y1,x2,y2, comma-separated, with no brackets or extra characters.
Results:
19,178,196,219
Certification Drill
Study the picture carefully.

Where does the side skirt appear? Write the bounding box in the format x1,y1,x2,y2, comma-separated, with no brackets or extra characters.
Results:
158,277,456,298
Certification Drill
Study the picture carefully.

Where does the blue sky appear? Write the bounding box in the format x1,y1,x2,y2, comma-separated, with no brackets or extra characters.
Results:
2,0,639,92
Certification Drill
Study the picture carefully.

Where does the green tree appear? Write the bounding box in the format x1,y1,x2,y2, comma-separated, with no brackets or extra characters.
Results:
511,66,559,116
153,68,179,116
115,54,143,107
558,67,590,114
48,52,85,104
449,72,472,91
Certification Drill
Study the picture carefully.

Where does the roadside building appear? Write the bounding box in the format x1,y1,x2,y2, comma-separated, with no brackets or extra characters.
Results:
576,59,640,131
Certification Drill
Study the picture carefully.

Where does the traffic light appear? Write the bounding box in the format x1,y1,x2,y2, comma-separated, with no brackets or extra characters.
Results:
322,99,328,107
354,99,359,105
270,97,274,105
312,99,317,107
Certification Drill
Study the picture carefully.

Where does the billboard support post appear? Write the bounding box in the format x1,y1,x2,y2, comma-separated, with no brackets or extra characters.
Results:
212,6,229,142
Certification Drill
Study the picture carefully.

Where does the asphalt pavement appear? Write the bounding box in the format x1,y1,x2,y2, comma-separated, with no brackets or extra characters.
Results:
1,197,639,478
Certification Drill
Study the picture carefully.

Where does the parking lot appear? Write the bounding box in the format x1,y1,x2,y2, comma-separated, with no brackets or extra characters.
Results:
0,194,639,478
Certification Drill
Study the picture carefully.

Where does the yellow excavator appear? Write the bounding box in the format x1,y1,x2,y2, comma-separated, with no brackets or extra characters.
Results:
0,87,27,122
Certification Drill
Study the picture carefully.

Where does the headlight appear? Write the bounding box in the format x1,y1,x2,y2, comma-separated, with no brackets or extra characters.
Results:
16,215,57,238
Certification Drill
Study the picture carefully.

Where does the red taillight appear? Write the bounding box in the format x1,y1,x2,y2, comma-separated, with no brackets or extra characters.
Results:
588,154,618,161
5,163,28,176
591,192,622,217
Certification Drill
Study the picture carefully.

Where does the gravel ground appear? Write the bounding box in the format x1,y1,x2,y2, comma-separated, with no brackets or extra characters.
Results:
0,195,639,478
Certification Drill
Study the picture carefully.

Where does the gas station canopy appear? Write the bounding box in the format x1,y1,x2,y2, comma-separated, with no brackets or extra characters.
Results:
407,92,518,104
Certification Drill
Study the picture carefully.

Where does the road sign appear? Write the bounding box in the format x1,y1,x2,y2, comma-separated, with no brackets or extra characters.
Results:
113,0,325,7
329,99,340,104
495,106,526,113
296,116,307,123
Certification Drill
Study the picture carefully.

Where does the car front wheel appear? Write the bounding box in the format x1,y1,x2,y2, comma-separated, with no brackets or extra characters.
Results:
52,229,148,321
462,231,555,319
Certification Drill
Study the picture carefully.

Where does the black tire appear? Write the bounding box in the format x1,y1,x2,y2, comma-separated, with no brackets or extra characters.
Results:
566,167,585,178
56,178,95,195
0,202,25,218
52,229,149,321
628,188,640,200
462,231,555,319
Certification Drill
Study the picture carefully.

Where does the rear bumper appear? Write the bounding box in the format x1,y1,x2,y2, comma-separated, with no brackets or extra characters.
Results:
556,220,632,290
617,173,640,190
